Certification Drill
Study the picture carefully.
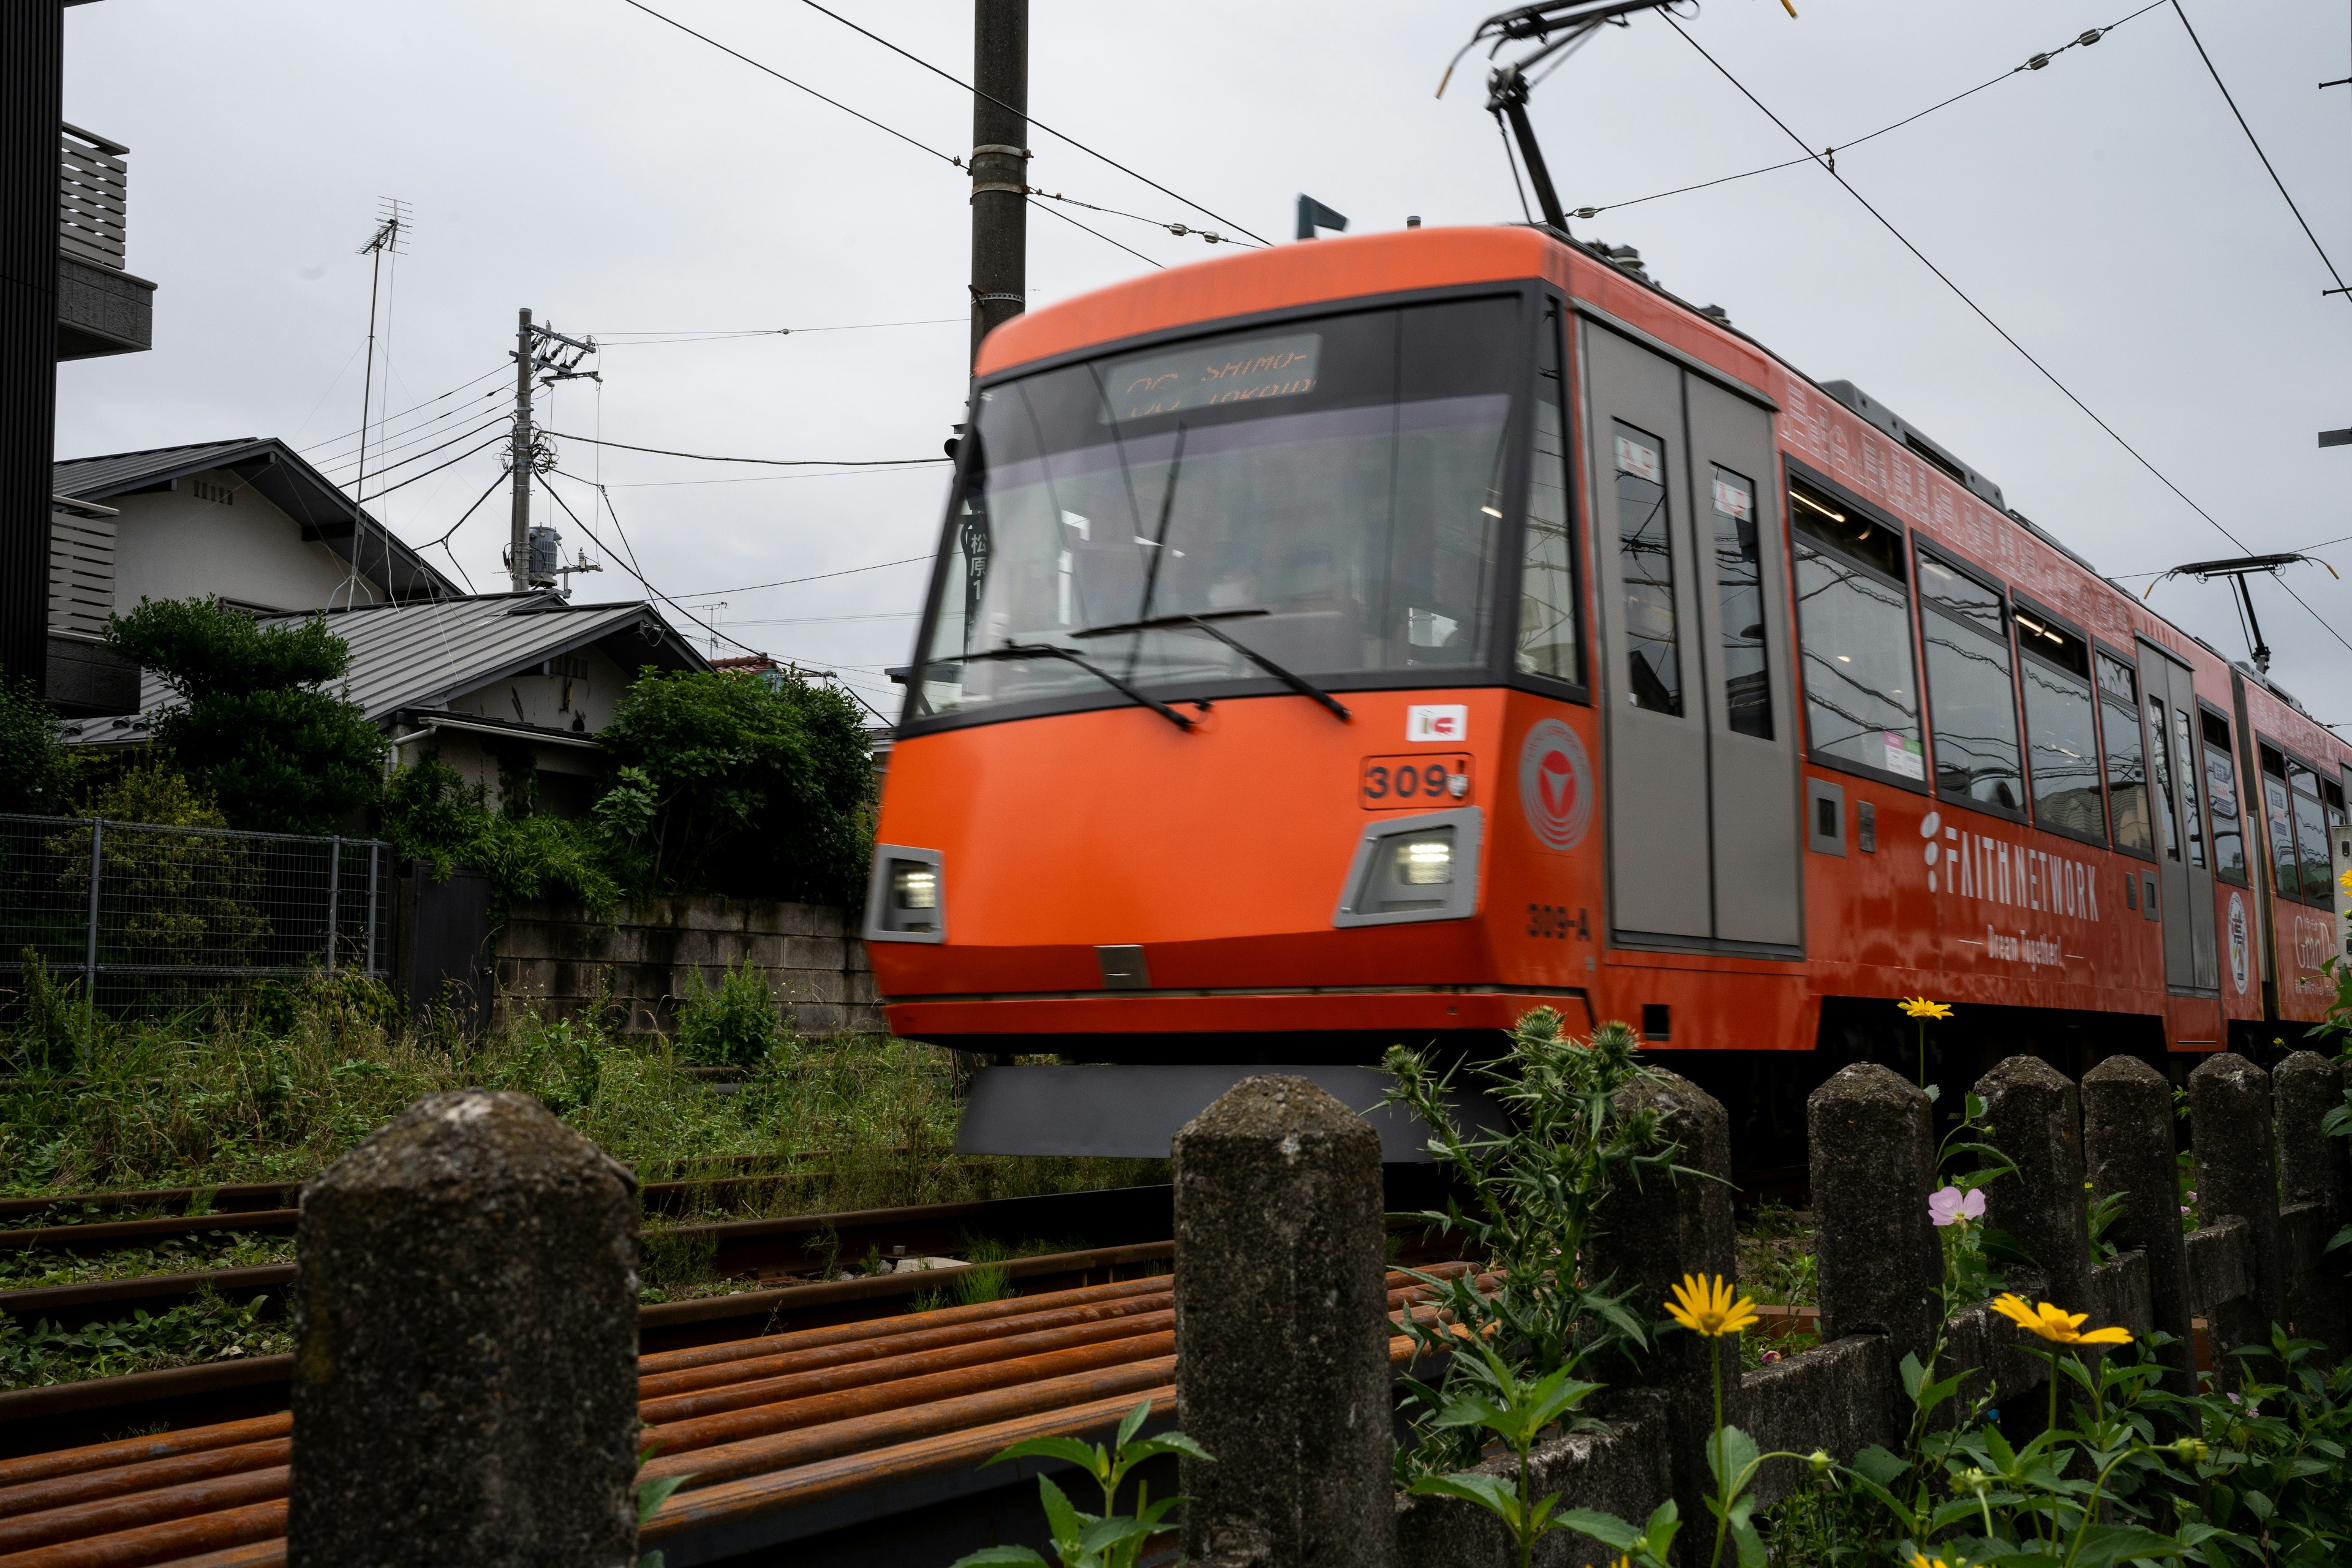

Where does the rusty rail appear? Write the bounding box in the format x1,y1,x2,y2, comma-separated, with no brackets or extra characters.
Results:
0,1265,1486,1567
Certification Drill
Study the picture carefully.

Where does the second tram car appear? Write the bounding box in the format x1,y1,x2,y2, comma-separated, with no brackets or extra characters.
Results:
865,224,2352,1149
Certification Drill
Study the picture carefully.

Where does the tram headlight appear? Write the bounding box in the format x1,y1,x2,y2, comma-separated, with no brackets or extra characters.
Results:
1334,810,1480,927
1392,834,1454,886
867,846,946,942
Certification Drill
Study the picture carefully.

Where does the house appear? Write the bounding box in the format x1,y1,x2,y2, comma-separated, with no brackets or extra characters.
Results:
61,592,711,817
48,436,456,715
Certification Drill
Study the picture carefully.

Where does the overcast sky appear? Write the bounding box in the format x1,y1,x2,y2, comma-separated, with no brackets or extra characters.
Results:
58,0,2352,723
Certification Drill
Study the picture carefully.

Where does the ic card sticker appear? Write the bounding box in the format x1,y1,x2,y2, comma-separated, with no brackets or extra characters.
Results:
1407,704,1468,742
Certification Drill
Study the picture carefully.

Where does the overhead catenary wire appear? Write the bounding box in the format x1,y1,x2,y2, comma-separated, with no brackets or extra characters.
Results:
675,554,932,597
2167,0,2351,301
1660,14,2352,665
590,317,966,344
789,0,1272,246
1574,1,2168,219
542,429,951,467
617,0,1232,260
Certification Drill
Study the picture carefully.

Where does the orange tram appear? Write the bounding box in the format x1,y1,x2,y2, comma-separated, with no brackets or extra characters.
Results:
866,223,2352,1159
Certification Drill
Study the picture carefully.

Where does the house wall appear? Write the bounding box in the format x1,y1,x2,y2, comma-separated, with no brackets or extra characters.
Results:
109,469,373,614
443,640,630,735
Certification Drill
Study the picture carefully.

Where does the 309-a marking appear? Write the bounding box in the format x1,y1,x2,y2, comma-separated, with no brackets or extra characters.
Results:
1525,904,1588,941
1361,753,1471,810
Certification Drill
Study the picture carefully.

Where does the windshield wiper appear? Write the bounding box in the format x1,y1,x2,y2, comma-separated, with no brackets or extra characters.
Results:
953,644,1196,731
1073,610,1351,722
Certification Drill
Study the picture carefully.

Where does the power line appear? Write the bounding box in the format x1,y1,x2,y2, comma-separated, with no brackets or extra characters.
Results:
300,365,508,457
1030,197,1163,270
791,0,1272,246
358,435,510,501
1577,2,2166,219
600,468,945,489
537,475,764,658
542,429,952,467
1664,12,2352,666
322,417,508,484
590,317,965,341
2168,0,2351,300
675,554,932,597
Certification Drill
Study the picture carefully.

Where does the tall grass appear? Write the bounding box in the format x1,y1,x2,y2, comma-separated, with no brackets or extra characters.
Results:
0,973,1161,1210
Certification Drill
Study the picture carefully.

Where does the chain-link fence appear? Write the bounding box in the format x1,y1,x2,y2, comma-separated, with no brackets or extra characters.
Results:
0,813,391,1014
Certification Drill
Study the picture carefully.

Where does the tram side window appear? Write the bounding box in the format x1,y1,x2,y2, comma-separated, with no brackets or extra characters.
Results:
2259,745,2300,899
1515,304,1580,685
1917,552,2024,813
1787,477,1922,782
2171,707,2206,869
2013,610,2103,842
2097,652,2150,854
2200,710,2247,884
1711,466,1772,738
1612,421,1680,714
2288,758,2333,901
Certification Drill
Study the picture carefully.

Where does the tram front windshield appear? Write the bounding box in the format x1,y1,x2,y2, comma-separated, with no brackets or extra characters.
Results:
910,298,1520,720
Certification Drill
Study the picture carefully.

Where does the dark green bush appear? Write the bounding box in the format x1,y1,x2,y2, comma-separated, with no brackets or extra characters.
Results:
597,668,875,905
673,957,785,1068
103,598,383,833
381,758,618,916
0,679,67,816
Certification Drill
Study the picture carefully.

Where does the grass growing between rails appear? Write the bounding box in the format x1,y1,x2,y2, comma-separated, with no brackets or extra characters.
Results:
0,971,1158,1207
0,1291,290,1389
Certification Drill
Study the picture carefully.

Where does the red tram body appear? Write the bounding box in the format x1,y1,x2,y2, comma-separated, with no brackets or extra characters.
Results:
867,226,2351,1095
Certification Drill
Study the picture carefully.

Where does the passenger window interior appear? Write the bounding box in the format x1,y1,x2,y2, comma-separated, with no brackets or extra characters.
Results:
1515,302,1581,686
1916,551,2023,814
2013,607,2103,843
1786,476,1923,783
2200,709,2247,884
2098,651,2150,854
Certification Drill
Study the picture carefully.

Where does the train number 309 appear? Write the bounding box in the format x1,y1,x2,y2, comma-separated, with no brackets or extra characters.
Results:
1361,753,1471,810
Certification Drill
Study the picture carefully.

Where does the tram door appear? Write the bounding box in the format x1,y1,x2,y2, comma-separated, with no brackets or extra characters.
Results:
1582,322,1803,949
2137,643,2219,992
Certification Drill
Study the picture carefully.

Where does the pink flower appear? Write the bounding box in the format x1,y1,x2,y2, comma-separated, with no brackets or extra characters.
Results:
1928,1186,1986,1228
1760,1349,1782,1364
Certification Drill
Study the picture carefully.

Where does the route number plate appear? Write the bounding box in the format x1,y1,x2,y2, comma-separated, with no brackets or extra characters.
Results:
1362,753,1471,810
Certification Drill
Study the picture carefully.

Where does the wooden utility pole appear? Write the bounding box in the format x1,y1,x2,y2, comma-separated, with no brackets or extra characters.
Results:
507,307,534,592
968,0,1028,364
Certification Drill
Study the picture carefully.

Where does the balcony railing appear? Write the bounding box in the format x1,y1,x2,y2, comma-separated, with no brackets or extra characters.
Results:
59,122,128,270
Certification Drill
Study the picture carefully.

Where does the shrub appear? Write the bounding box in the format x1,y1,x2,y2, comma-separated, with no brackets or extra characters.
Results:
674,958,785,1068
381,757,618,916
103,598,383,833
595,668,874,905
0,679,67,816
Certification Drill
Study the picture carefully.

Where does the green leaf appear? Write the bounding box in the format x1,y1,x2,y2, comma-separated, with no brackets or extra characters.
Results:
2067,1523,2183,1567
1114,1400,1152,1451
1076,1516,1156,1556
635,1474,690,1526
1901,1353,1928,1401
1036,1474,1089,1547
1730,1514,1768,1568
1556,1506,1643,1551
989,1436,1105,1477
1118,1434,1214,1466
1704,1425,1761,1495
948,1551,1051,1568
1851,1445,1907,1489
1924,1082,1943,1104
1410,1471,1523,1528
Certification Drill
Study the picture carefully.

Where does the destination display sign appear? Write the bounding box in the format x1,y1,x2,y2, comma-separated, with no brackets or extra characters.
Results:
1101,331,1321,422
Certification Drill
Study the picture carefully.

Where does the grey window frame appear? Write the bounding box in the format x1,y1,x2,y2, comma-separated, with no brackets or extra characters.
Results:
1507,294,1591,704
2198,700,2250,889
2093,637,2157,863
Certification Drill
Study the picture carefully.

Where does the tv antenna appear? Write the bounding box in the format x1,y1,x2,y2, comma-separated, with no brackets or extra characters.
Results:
2142,552,2340,674
339,197,409,611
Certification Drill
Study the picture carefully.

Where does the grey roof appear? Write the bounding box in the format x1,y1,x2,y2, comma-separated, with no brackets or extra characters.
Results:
60,594,709,741
53,437,458,602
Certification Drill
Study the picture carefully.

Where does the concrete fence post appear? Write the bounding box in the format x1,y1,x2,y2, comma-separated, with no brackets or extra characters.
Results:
2274,1050,2350,1360
1174,1074,1392,1568
1809,1065,1942,1373
2081,1054,2195,1404
2188,1053,2285,1387
1975,1055,2094,1316
288,1090,641,1567
1589,1069,1736,1544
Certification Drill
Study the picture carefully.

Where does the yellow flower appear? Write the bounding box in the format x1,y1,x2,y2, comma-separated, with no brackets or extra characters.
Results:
1665,1273,1759,1338
1899,996,1953,1020
1909,1555,1968,1568
1988,1293,2133,1346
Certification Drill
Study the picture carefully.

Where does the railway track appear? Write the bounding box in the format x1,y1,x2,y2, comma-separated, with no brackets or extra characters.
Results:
0,1262,1487,1567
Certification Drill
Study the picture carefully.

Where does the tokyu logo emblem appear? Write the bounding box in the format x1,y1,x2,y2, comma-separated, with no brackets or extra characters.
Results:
1518,719,1593,851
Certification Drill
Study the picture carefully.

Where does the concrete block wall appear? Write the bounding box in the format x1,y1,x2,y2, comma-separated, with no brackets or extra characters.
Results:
492,895,883,1038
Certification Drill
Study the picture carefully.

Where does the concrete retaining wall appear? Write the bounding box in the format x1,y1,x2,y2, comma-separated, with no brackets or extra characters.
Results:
493,895,883,1038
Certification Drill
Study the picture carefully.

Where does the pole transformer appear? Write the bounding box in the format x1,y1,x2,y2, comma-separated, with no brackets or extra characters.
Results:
508,306,535,592
968,0,1028,365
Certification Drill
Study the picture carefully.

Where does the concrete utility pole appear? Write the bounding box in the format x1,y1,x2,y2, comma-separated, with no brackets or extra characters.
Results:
968,0,1028,365
507,306,535,592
